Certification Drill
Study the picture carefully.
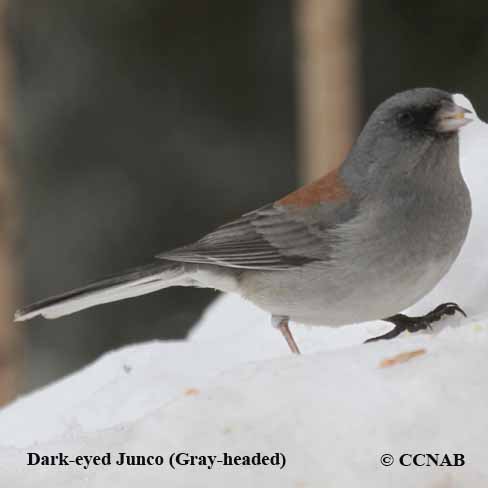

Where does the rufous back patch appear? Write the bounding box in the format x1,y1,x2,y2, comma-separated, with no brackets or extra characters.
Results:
277,167,350,208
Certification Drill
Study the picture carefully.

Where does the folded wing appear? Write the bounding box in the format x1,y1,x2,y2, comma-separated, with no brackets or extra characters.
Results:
158,201,357,270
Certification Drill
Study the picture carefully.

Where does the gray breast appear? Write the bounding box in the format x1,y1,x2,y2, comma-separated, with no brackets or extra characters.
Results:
240,134,472,325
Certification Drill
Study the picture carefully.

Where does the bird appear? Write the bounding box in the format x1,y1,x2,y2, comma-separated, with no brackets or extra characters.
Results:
15,88,473,354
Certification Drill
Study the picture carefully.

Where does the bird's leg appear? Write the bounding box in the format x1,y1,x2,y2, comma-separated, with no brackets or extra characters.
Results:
271,315,301,354
365,302,466,344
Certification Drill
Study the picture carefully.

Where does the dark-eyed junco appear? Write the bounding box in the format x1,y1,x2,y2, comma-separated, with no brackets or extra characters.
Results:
15,88,473,354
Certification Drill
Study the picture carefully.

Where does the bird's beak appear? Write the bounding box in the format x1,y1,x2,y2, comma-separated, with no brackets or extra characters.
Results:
436,103,473,132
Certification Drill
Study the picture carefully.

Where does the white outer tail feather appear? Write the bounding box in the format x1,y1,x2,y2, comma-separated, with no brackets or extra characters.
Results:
14,266,189,322
14,263,240,322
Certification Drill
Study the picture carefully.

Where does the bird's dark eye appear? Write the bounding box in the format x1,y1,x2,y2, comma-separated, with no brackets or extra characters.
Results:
396,111,415,126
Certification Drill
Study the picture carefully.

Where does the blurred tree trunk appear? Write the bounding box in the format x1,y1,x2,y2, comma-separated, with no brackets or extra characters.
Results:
0,1,20,404
294,0,359,183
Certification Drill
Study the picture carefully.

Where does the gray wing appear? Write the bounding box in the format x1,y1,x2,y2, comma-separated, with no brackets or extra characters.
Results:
157,202,358,270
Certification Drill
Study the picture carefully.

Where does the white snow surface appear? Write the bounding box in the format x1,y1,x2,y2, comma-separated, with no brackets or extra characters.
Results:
1,94,488,486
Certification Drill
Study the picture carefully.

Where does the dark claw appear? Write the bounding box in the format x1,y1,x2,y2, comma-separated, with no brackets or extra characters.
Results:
425,302,467,323
365,301,467,344
364,325,404,343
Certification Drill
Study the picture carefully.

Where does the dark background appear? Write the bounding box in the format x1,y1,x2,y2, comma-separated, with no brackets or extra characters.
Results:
360,2,488,118
9,1,488,391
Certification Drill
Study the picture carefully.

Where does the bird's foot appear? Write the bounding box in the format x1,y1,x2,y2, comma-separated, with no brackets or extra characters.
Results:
365,302,466,343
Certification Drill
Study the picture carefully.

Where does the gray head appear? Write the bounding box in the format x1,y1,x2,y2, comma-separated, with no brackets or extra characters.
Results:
368,88,471,137
343,88,472,193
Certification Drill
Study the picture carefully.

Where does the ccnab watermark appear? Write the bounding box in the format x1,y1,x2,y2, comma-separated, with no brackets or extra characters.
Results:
381,453,465,467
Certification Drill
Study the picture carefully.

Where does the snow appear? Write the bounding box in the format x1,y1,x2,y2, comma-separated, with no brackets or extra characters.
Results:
1,94,488,486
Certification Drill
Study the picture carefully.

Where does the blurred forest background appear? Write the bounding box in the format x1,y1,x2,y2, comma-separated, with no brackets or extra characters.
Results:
0,0,486,401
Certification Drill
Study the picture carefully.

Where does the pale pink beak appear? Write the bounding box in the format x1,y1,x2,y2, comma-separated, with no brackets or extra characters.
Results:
437,104,473,132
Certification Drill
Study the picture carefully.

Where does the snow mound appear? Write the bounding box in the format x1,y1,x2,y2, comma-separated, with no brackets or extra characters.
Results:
1,94,487,487
1,323,488,487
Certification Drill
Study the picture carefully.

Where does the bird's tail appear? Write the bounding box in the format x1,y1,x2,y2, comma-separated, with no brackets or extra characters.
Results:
14,261,188,321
